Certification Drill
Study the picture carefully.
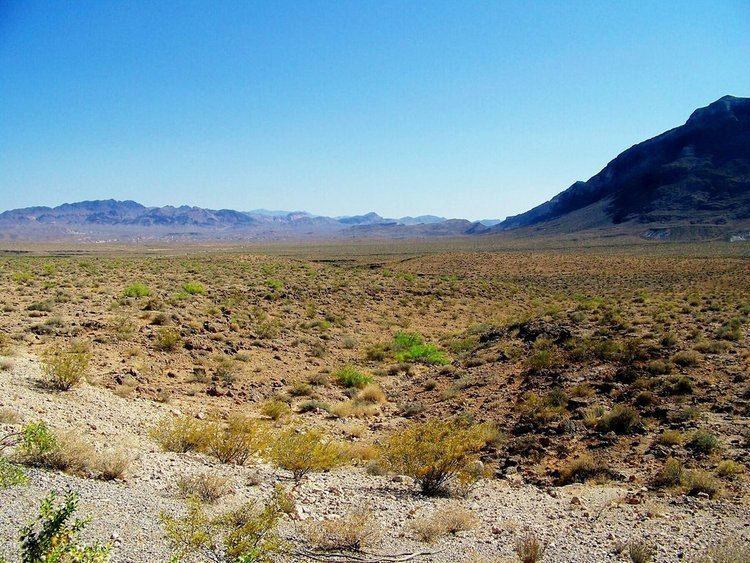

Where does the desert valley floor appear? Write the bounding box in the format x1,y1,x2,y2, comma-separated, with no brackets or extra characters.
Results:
0,241,748,562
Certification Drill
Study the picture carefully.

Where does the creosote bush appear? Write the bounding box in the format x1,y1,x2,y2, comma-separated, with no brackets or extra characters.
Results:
265,427,344,482
380,418,493,496
151,415,211,453
161,490,286,562
18,491,111,563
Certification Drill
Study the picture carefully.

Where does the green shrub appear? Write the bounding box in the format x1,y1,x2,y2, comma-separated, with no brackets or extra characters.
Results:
653,457,684,487
122,283,150,298
558,454,612,484
684,469,722,498
715,459,744,479
150,416,211,453
595,404,642,435
162,492,286,563
182,281,206,295
672,350,701,367
0,456,28,489
264,428,344,482
260,399,291,421
17,421,57,461
688,430,720,455
154,327,182,351
391,332,450,365
381,418,492,496
19,491,111,562
332,366,372,388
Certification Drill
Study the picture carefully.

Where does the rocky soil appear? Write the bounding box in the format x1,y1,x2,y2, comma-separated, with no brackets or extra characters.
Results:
0,355,747,562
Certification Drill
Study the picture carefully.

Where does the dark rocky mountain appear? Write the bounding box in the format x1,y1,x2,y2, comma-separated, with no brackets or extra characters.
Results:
497,95,750,237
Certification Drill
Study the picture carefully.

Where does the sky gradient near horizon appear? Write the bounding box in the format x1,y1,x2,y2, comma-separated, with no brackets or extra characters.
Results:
1,1,749,220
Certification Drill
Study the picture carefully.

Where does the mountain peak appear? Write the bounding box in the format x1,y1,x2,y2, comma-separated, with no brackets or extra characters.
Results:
498,96,750,235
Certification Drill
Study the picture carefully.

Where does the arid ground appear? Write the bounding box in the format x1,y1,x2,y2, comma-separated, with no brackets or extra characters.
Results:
0,240,748,562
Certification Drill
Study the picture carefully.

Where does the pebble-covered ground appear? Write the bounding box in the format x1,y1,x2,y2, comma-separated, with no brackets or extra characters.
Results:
0,356,747,562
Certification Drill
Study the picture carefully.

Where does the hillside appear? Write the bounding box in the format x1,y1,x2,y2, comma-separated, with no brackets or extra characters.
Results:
497,96,750,238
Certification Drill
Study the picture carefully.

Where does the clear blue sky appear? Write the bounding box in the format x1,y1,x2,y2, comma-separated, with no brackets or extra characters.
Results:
1,1,748,220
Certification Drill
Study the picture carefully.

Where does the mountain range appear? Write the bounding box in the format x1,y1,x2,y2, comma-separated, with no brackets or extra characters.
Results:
1,95,748,243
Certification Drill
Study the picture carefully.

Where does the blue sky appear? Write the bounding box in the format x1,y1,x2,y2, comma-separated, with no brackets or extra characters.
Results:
1,1,748,220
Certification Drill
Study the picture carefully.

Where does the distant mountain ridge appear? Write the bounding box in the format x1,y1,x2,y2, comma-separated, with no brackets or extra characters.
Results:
0,200,477,242
496,95,750,237
3,96,749,243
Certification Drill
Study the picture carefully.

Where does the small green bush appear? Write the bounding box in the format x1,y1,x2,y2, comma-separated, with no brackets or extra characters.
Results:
19,491,111,562
595,404,642,435
688,430,719,455
154,327,182,351
122,283,150,298
333,366,372,388
182,281,206,295
0,457,28,489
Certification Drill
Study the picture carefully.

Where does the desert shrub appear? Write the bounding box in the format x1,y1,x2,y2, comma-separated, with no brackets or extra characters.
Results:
410,506,477,543
27,300,54,312
515,531,546,563
558,454,612,485
207,415,267,464
515,392,567,424
392,331,449,365
716,319,742,341
332,366,372,388
16,421,58,462
176,472,231,503
356,383,386,404
41,342,90,390
0,456,28,489
298,400,330,413
364,343,387,361
688,430,719,455
94,447,131,481
265,428,344,482
684,469,722,498
161,492,285,562
656,430,684,446
595,404,642,435
667,375,694,395
330,400,379,419
260,399,291,421
715,459,744,479
380,418,492,496
628,539,656,563
123,282,150,298
182,281,206,295
303,506,378,552
19,491,111,563
672,350,701,367
653,457,684,487
646,359,672,375
150,415,211,453
154,327,182,351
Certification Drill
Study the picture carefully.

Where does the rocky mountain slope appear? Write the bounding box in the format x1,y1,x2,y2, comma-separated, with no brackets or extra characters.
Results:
497,96,750,238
